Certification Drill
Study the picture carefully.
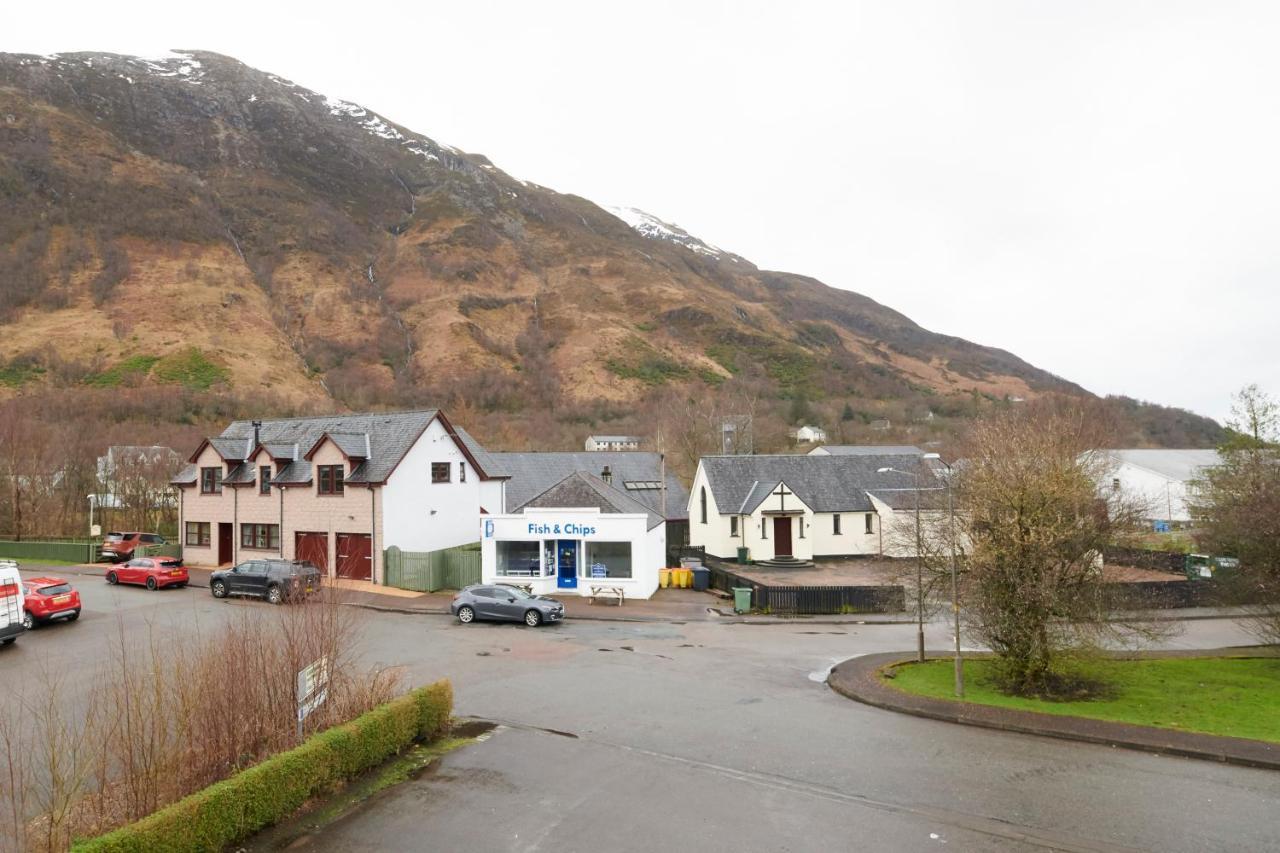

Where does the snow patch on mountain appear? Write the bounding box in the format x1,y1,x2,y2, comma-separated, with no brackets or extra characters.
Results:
605,206,724,258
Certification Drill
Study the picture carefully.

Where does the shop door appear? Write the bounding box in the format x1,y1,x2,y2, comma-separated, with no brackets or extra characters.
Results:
773,517,793,558
556,540,578,589
336,533,373,581
295,532,329,575
217,523,233,566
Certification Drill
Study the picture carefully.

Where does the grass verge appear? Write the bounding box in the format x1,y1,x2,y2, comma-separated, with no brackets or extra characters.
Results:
886,657,1280,743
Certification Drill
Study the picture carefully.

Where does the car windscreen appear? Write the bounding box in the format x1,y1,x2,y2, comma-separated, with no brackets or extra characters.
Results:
37,583,72,596
497,585,533,599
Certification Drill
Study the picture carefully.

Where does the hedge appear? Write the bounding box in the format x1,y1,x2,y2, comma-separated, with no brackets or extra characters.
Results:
73,680,453,853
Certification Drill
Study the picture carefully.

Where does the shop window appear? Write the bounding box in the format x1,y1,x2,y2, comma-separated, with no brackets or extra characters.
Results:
585,541,632,579
865,513,874,534
259,465,272,495
432,462,451,483
496,540,541,577
730,516,739,536
200,467,223,494
318,465,344,495
543,540,557,577
833,514,842,535
185,521,210,546
241,523,280,550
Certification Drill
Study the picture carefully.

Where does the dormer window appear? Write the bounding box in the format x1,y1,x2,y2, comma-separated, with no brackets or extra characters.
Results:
259,465,272,495
201,467,223,495
318,465,345,496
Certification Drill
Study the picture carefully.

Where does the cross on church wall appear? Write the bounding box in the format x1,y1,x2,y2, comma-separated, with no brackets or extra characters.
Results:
771,484,792,512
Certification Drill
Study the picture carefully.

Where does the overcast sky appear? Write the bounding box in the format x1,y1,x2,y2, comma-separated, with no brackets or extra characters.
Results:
7,1,1277,423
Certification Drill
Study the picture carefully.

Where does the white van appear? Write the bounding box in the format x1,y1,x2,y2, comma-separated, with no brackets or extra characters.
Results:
0,560,25,646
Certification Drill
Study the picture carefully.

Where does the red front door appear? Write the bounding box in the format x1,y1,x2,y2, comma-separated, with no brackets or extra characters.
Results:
295,532,329,575
217,523,233,566
336,533,372,581
773,517,793,558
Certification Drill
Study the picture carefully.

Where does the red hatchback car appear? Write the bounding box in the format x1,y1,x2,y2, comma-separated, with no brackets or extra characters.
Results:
21,577,82,629
107,557,189,590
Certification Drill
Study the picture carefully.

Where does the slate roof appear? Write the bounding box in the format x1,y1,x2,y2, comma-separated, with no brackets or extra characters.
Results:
1107,449,1221,483
515,471,664,530
259,442,299,461
812,445,923,456
209,436,253,460
700,454,941,515
309,431,371,459
492,452,688,520
866,488,946,511
171,464,197,485
457,427,509,479
271,460,314,485
218,411,442,484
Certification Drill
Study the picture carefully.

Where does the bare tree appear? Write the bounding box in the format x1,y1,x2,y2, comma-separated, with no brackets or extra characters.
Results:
956,398,1155,696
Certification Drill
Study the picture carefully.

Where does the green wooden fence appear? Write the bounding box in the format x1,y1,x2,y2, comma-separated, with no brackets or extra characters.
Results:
0,540,96,563
385,544,482,592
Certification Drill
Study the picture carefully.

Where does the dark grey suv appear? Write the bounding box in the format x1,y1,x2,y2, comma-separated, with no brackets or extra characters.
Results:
210,559,322,604
451,584,564,627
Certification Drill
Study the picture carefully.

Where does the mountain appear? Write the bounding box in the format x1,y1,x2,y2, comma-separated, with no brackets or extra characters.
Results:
0,50,1222,459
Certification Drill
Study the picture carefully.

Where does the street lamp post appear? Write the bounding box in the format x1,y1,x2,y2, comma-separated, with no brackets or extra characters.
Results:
879,455,939,664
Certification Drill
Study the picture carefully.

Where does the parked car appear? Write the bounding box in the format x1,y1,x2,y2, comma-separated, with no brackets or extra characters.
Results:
107,556,189,590
209,559,322,605
99,532,167,563
20,576,81,629
0,560,24,646
451,584,565,627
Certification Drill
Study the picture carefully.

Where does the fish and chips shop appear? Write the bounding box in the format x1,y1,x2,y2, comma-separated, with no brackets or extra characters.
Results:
479,473,666,600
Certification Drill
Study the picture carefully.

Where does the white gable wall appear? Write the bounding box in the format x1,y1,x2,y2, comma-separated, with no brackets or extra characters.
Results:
383,417,495,553
1110,461,1194,523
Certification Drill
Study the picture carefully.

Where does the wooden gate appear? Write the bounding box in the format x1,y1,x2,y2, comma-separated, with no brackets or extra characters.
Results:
336,532,372,581
295,531,329,574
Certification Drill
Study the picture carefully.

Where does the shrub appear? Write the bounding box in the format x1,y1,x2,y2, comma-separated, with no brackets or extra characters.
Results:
71,681,452,853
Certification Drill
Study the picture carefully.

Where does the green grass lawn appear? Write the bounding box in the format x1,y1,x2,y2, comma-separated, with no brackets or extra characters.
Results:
887,657,1280,743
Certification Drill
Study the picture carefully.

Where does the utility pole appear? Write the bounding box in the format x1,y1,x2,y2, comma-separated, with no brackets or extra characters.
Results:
914,462,924,663
942,459,963,697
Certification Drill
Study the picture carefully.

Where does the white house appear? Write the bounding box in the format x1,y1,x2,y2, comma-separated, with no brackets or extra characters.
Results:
172,409,508,583
480,471,666,599
689,452,945,564
1102,449,1221,525
584,435,641,452
790,425,828,444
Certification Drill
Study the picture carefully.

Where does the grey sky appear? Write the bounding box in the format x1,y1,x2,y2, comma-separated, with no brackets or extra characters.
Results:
8,1,1276,422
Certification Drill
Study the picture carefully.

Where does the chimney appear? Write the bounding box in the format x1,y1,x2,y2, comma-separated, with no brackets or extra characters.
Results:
252,420,262,451
601,465,612,485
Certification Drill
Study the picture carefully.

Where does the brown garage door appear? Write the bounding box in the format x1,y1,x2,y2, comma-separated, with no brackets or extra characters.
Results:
295,531,329,575
336,532,372,581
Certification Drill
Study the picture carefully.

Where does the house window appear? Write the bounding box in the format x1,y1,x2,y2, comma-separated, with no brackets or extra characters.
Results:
241,523,280,550
798,519,805,539
833,514,842,535
865,513,874,534
1112,478,1121,491
761,519,768,539
700,487,707,524
185,521,210,546
432,462,451,483
460,461,467,483
200,467,223,494
730,516,739,536
259,465,272,495
318,465,345,495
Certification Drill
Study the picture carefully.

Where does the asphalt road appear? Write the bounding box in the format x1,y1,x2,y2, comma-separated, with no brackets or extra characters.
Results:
6,566,1278,852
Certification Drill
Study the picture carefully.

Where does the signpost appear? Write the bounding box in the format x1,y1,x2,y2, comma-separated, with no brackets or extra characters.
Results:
296,656,330,739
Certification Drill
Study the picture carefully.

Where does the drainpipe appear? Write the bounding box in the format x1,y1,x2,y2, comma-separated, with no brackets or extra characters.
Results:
232,479,239,566
369,484,377,584
278,483,285,558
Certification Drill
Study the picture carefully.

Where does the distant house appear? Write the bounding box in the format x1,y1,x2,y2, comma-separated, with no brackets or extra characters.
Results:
790,425,828,444
171,409,508,582
1103,449,1221,525
97,445,183,510
584,435,641,452
689,452,946,564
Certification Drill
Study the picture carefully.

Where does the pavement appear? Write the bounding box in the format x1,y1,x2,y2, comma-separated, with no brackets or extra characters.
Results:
8,562,1280,852
828,650,1280,772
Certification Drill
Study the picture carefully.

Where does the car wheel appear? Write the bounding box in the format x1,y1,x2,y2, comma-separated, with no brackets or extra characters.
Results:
524,609,542,627
67,611,80,622
267,584,283,605
106,571,118,585
177,582,188,589
457,605,475,624
211,579,228,599
21,612,34,630
146,576,158,591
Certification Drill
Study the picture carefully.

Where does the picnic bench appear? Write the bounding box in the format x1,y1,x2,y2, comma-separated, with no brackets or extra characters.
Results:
588,585,625,606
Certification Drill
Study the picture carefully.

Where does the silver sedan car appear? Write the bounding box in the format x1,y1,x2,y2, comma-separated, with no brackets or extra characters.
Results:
451,584,565,627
